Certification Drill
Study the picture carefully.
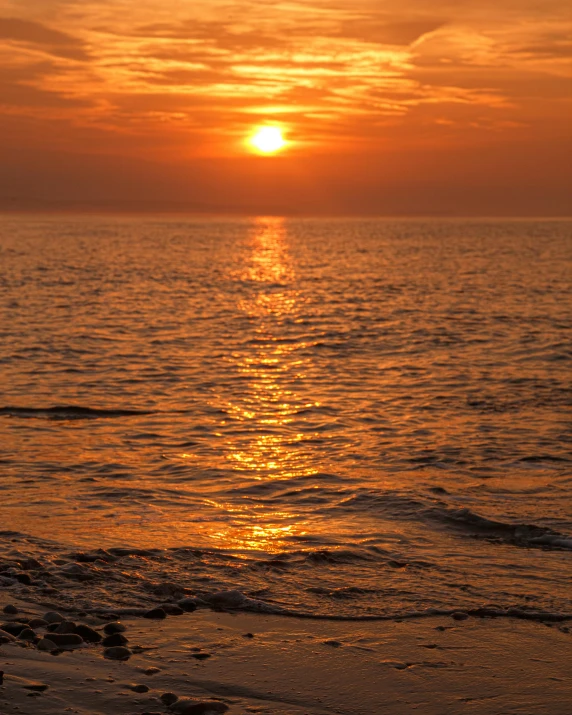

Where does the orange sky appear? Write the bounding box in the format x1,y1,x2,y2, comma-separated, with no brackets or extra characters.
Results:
0,0,570,215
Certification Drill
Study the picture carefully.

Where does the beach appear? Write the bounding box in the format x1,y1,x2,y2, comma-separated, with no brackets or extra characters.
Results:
2,597,571,715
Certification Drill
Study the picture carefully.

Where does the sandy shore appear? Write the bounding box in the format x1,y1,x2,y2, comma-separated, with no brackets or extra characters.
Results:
1,600,571,715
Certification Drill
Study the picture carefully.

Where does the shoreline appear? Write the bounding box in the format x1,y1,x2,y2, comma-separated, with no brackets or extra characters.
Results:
1,598,571,715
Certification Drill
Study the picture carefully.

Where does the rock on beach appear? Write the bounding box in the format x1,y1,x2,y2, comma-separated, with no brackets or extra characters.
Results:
144,607,167,619
104,646,132,660
44,633,84,648
103,621,126,635
75,624,102,643
103,633,128,647
43,611,65,624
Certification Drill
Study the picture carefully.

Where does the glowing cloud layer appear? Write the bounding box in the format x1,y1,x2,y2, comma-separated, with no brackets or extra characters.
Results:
0,0,570,214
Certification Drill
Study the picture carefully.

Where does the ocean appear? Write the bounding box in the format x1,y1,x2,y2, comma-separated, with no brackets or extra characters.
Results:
0,215,570,620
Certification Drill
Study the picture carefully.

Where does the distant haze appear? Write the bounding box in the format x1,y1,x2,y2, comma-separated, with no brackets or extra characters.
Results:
0,0,570,216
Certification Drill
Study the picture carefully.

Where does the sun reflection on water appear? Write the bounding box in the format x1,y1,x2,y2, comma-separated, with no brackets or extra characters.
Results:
212,217,320,550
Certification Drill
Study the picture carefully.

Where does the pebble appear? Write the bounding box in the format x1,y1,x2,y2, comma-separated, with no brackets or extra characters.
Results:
14,573,32,585
1,623,27,636
144,608,167,619
103,633,129,647
129,684,150,693
143,667,161,675
55,621,77,634
160,693,179,705
452,612,469,621
104,646,132,660
161,604,185,616
3,605,18,615
171,699,229,714
37,638,58,652
190,653,211,660
103,622,126,635
178,598,198,613
43,611,65,624
75,624,102,643
18,628,36,641
243,633,255,639
0,629,17,643
322,640,342,647
29,618,48,629
44,633,84,648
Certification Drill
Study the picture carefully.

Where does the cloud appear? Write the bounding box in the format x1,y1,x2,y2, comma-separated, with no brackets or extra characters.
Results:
0,17,89,60
339,19,446,46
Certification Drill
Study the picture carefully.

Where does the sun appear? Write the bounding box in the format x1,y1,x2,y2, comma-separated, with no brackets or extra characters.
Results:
249,126,287,154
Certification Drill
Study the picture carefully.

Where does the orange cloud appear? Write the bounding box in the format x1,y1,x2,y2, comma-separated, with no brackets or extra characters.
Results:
0,0,570,214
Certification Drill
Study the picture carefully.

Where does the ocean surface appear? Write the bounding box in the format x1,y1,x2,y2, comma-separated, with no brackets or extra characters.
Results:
0,216,570,619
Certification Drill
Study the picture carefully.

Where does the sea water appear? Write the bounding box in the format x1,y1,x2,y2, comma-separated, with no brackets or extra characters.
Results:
0,216,570,618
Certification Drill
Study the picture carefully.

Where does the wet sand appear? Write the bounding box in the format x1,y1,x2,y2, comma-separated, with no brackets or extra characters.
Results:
1,600,570,715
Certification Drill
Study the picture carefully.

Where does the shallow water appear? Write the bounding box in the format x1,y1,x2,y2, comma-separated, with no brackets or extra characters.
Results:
0,216,570,617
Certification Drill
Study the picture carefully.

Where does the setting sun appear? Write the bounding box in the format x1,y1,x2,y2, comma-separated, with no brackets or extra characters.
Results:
249,126,287,154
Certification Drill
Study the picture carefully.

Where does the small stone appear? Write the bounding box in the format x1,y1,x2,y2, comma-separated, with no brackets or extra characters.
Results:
435,625,447,632
160,692,179,705
18,628,36,641
0,629,17,643
43,611,65,624
143,667,161,675
29,618,48,629
130,684,150,693
55,621,77,634
171,699,229,714
452,612,469,621
3,605,18,615
322,640,342,647
103,622,126,635
37,638,58,652
75,625,102,643
1,622,27,636
242,633,254,639
104,646,132,660
161,604,185,616
144,608,167,619
177,598,198,613
103,633,128,647
44,633,84,648
14,573,32,585
190,652,211,660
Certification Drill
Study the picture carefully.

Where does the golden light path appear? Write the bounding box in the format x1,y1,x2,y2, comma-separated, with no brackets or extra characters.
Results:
249,126,287,154
210,217,318,551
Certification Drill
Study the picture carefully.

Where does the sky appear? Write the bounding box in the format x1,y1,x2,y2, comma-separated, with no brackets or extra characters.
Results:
0,0,570,215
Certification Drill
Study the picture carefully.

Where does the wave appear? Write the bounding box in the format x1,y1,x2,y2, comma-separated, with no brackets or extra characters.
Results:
1,529,570,625
426,506,572,549
335,490,572,551
0,405,156,419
